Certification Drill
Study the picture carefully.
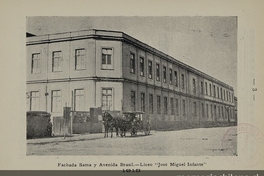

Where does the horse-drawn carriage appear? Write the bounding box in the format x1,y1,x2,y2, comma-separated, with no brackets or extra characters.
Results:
122,111,151,136
102,111,151,138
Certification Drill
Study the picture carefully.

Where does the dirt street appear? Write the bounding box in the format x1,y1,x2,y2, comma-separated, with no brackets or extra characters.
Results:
27,127,237,156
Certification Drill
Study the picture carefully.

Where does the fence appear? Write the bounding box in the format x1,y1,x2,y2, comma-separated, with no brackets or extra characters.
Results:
52,107,103,136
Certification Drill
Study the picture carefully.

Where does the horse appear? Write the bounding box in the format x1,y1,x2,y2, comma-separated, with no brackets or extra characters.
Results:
102,111,136,138
115,114,135,137
102,111,119,138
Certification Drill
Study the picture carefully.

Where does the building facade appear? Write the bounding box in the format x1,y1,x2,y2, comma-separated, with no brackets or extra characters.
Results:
26,29,236,128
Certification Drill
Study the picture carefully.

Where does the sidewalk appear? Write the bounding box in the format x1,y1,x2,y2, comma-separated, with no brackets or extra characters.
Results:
27,133,105,145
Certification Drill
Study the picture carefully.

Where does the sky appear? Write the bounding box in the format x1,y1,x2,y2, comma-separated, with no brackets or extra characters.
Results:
27,16,237,95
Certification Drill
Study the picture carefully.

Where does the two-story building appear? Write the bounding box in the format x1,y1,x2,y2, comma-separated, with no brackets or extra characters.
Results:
26,29,236,129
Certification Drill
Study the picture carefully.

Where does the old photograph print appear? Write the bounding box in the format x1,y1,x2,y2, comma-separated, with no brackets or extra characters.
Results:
26,16,237,156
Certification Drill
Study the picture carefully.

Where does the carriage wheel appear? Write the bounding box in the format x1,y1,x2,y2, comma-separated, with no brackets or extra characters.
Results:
144,123,151,135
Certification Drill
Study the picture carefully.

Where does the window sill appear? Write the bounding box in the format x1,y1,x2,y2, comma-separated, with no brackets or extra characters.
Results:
101,68,114,70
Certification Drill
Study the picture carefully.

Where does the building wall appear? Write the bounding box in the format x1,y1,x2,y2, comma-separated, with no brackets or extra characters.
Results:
27,29,236,131
27,35,123,119
121,40,235,125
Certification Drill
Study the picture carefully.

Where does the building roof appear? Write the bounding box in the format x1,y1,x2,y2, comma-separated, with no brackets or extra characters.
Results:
26,29,234,90
26,32,36,37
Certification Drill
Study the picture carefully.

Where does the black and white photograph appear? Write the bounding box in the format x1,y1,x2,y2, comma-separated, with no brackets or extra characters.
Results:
26,16,238,156
1,0,264,172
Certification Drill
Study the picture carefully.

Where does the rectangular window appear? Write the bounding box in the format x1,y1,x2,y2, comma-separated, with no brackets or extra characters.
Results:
131,91,136,111
51,90,61,112
193,79,196,94
205,82,208,95
218,106,221,119
170,98,174,115
211,104,213,118
213,85,216,97
229,92,231,102
75,89,84,111
217,87,219,98
174,71,178,87
140,93,145,112
31,53,41,73
102,88,112,111
52,51,63,72
156,63,160,81
157,95,161,114
220,88,223,99
206,104,209,118
130,53,135,73
226,90,229,101
148,60,152,79
182,99,186,116
163,66,167,83
75,49,85,70
149,94,153,114
102,48,113,70
181,74,185,89
164,97,168,114
214,105,217,120
169,69,172,84
222,106,224,119
193,102,197,117
175,98,179,115
140,57,144,76
210,84,212,96
223,89,225,100
201,82,203,95
202,103,204,117
30,91,39,111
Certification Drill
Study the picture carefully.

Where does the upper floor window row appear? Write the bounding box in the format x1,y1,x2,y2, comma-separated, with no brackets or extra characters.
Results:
203,82,233,102
30,47,117,73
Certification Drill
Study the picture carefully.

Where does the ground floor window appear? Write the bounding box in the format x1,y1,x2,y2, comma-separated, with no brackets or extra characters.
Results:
206,104,209,118
175,98,179,116
211,104,213,119
157,95,161,114
170,98,174,115
164,97,168,114
51,90,61,112
214,105,217,121
140,93,145,112
193,102,197,117
202,103,204,117
131,91,136,111
182,99,186,116
75,89,85,111
149,94,153,114
102,88,113,111
222,106,224,119
218,106,221,119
